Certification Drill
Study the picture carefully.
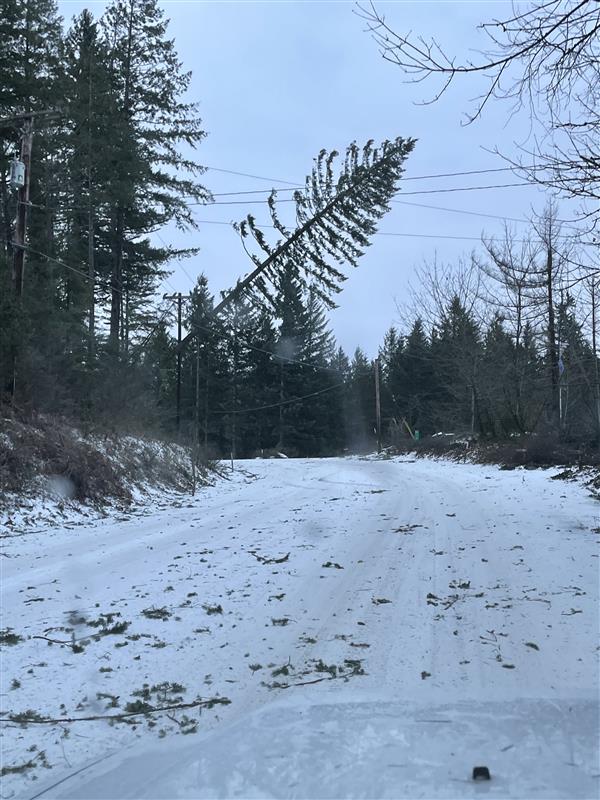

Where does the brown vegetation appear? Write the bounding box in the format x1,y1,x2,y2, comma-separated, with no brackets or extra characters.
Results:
0,410,205,509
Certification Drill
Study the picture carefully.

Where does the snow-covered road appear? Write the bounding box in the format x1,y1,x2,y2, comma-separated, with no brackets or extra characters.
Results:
2,457,599,798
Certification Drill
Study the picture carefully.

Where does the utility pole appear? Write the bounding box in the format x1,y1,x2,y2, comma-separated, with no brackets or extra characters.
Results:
163,292,185,433
6,115,33,400
87,56,95,363
0,110,62,295
374,357,382,454
231,299,239,463
192,331,201,493
558,289,564,431
12,115,33,297
176,293,182,433
592,278,600,443
87,192,95,361
0,109,62,400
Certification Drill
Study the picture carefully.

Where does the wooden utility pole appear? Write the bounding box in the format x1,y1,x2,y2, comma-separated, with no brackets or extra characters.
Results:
87,199,95,361
6,115,34,399
231,300,239,462
12,115,33,297
541,231,559,427
0,109,62,400
163,292,185,433
0,110,63,295
192,331,201,492
87,55,95,362
374,357,382,453
592,278,600,442
176,293,182,432
204,351,210,455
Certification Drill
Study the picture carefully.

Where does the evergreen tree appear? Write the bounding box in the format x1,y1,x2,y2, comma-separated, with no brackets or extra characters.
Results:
182,276,229,458
137,317,177,430
556,295,595,438
402,319,433,436
274,270,308,454
240,310,280,455
294,288,339,455
379,326,403,429
346,347,374,451
52,9,116,412
479,315,518,437
329,346,351,453
432,297,483,433
99,0,210,352
269,274,342,455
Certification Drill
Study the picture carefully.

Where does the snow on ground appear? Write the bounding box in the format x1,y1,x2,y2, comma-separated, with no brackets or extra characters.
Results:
1,456,598,799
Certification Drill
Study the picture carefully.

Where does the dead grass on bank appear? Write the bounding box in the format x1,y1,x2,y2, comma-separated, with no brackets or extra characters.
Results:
0,412,210,510
388,434,600,500
394,433,600,470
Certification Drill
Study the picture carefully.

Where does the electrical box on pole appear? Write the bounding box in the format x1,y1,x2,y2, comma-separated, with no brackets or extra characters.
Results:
9,159,25,190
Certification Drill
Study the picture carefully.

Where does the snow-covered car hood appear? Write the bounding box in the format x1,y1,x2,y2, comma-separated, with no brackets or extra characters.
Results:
29,694,598,800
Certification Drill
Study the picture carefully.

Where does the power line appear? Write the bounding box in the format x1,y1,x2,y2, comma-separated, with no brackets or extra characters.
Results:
212,382,345,416
206,191,578,229
186,183,534,207
206,189,553,225
156,230,196,289
20,244,92,284
397,183,532,197
192,218,585,247
24,163,577,228
203,163,543,189
22,189,586,239
20,181,536,214
132,302,176,356
23,221,592,302
212,187,298,197
19,244,181,344
22,241,179,356
393,199,535,224
187,315,357,377
378,231,495,242
402,166,534,182
204,165,298,186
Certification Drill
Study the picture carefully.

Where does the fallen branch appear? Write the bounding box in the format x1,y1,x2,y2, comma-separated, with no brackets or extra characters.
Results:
289,676,331,687
443,595,460,610
267,668,366,690
32,635,88,646
248,550,290,565
2,697,230,725
522,596,551,605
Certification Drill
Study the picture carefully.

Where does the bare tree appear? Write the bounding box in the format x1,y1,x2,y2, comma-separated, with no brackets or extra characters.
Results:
476,226,546,431
479,225,542,346
358,1,600,227
512,200,582,428
399,252,486,334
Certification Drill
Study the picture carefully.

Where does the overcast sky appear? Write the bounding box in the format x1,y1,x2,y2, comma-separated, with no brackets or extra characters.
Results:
58,0,587,357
